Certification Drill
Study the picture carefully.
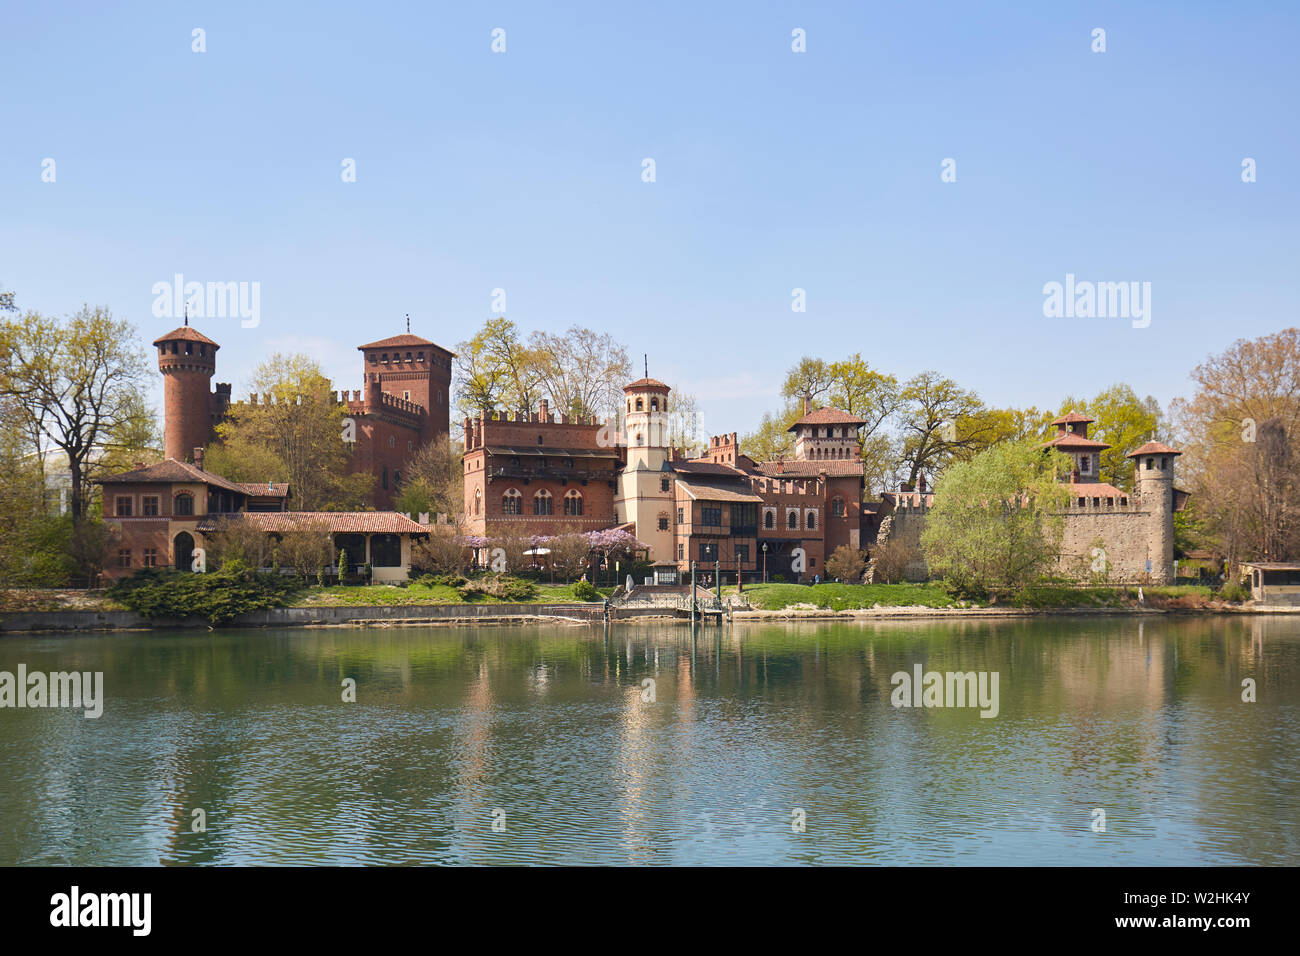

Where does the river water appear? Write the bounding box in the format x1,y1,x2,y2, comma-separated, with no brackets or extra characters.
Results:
1,616,1296,865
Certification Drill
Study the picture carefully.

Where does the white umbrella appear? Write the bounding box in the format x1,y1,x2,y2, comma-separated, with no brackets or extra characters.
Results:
523,547,552,555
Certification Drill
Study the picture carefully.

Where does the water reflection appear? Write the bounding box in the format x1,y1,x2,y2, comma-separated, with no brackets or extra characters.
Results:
0,616,1297,865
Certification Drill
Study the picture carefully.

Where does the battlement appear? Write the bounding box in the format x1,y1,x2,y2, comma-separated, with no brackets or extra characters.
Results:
463,401,607,452
753,475,824,498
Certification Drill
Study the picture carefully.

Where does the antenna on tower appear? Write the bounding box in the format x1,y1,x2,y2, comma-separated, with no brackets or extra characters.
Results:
406,313,410,333
644,353,648,379
184,302,189,327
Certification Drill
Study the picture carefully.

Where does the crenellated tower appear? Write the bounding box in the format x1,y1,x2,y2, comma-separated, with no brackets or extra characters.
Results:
154,324,223,463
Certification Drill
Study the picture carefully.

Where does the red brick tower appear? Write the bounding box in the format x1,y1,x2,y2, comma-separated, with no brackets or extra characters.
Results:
154,324,220,463
356,332,453,444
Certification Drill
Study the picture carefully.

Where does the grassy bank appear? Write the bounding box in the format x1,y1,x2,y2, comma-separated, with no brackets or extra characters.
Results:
291,581,612,607
738,582,959,610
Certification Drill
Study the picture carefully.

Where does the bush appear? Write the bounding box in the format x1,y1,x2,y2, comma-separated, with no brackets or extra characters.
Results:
572,580,600,602
416,572,468,588
1216,580,1251,603
107,565,297,624
870,536,920,585
455,574,536,602
825,545,867,583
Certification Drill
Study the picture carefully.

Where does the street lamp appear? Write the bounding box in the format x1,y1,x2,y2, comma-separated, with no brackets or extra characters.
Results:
761,542,768,584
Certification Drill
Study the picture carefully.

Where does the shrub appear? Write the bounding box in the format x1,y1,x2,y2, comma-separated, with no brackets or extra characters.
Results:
107,566,297,624
825,545,867,583
456,574,536,602
1216,580,1251,603
870,536,920,584
572,580,600,602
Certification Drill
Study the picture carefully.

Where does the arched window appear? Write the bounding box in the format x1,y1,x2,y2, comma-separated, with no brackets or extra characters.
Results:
764,510,775,529
174,492,194,516
787,510,798,529
806,511,816,530
635,397,643,411
564,489,583,516
534,489,553,515
502,488,522,515
831,497,845,517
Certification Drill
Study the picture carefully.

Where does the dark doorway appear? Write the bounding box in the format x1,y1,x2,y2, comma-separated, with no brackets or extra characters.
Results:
174,532,196,572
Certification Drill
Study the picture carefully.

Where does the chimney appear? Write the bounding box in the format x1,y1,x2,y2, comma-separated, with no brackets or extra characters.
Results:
539,398,549,422
918,473,928,494
194,447,205,470
803,395,809,416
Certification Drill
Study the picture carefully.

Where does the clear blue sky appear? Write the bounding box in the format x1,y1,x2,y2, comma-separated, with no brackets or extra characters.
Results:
3,1,1297,438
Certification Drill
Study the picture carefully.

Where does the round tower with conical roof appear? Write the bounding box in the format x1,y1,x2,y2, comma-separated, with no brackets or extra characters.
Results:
154,325,220,463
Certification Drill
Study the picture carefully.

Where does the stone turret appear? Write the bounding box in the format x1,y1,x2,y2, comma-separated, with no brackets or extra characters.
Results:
1127,441,1182,583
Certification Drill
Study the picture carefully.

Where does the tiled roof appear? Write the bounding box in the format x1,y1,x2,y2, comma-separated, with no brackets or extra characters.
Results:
235,482,290,497
1050,411,1094,425
624,378,670,391
152,326,220,347
1067,482,1127,498
1044,434,1111,451
788,406,866,429
1126,441,1182,458
675,479,764,504
483,445,621,460
671,460,747,477
357,333,439,350
756,460,864,477
195,511,427,534
96,458,244,494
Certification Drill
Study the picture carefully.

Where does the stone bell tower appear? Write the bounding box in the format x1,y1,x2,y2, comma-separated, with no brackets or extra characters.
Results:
615,373,673,562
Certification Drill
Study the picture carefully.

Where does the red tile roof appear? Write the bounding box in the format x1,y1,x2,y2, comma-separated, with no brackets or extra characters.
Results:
152,326,220,347
235,482,290,498
195,511,427,534
1126,441,1182,458
756,460,864,477
675,479,765,504
624,378,670,391
96,458,244,494
1067,482,1127,498
672,460,747,477
357,333,439,350
788,406,866,429
1050,411,1094,426
1044,434,1111,451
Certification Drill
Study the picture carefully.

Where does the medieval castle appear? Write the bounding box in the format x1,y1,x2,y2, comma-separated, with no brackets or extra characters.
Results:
97,320,1186,584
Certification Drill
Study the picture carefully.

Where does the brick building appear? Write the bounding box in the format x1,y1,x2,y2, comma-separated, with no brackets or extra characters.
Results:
151,321,453,509
461,379,869,583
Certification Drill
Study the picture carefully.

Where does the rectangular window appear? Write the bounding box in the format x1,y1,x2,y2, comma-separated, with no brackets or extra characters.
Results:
677,543,684,560
117,549,131,569
657,516,669,531
142,496,159,516
677,507,684,523
660,477,670,492
370,534,402,567
143,548,157,568
701,507,722,526
115,496,132,517
809,556,816,568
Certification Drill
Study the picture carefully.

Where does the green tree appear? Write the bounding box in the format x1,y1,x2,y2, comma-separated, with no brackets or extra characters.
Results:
0,306,150,520
209,353,372,510
920,440,1073,600
897,371,999,487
